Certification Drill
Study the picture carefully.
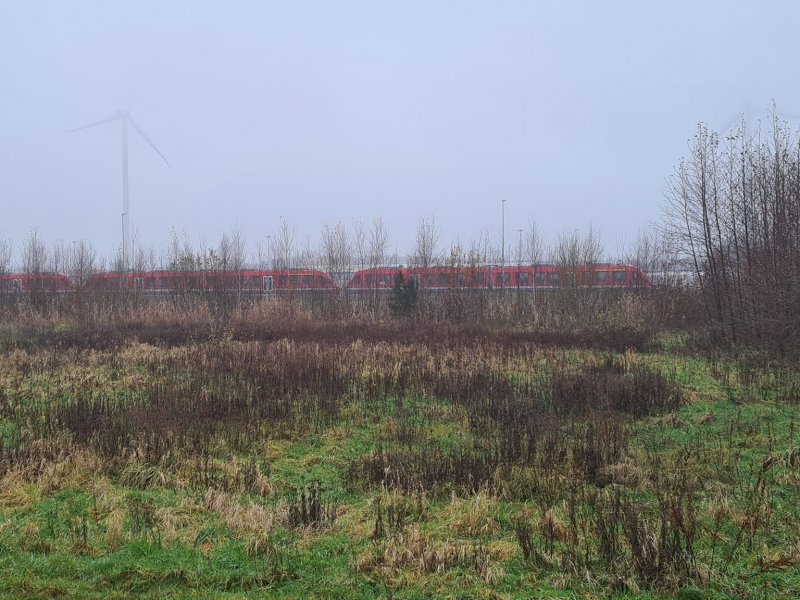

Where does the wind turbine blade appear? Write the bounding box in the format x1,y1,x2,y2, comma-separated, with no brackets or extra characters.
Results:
68,111,123,133
127,116,171,168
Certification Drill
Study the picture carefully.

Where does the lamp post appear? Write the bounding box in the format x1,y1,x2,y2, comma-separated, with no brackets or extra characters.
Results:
501,199,506,267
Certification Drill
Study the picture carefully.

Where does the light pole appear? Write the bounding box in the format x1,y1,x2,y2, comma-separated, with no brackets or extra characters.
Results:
501,199,506,267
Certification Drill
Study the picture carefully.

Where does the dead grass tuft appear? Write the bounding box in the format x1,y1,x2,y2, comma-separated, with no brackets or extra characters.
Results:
443,491,499,537
203,487,280,541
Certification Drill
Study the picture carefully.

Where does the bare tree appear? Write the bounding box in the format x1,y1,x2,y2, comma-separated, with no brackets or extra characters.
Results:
229,225,247,272
352,220,367,270
22,227,47,275
129,228,148,272
69,240,97,286
524,218,545,266
664,110,800,345
271,220,296,269
368,217,389,269
625,228,681,286
0,233,12,274
217,232,232,271
131,239,154,273
111,246,125,272
297,234,317,269
444,239,464,268
473,227,494,265
410,214,440,268
552,226,603,272
466,238,484,268
168,228,200,271
48,239,69,276
320,221,352,281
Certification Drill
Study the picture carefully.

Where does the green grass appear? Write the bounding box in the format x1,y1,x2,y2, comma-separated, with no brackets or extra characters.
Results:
1,333,799,598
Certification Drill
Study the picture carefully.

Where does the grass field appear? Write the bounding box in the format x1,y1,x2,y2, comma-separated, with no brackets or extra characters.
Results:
0,301,798,598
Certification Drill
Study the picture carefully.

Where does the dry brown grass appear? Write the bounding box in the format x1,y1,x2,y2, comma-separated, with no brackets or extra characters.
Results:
203,488,281,536
0,469,40,509
443,491,499,537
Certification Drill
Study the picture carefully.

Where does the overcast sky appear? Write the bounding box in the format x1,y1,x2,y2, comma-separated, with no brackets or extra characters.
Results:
2,1,799,264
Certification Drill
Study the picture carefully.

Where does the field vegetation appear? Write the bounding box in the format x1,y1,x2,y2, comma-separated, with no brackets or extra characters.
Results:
0,288,798,599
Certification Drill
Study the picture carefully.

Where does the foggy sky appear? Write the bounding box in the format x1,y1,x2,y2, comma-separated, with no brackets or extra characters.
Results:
2,1,799,265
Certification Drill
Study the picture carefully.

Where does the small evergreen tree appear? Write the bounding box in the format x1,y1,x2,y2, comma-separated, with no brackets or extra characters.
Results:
389,271,418,316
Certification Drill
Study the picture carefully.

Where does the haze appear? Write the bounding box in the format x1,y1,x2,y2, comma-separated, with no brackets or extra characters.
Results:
2,1,799,263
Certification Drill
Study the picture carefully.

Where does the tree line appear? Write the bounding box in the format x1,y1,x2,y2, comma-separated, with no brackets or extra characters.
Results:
0,216,675,283
665,109,800,347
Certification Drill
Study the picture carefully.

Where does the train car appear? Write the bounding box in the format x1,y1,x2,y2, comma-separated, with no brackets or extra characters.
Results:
0,273,71,293
346,266,493,290
493,264,650,288
575,264,650,287
345,267,406,290
271,269,337,291
85,268,337,294
345,264,650,290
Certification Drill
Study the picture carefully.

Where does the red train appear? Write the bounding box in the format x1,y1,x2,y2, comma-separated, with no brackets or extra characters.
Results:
0,264,648,295
0,269,336,294
345,264,649,290
0,273,71,293
84,268,337,292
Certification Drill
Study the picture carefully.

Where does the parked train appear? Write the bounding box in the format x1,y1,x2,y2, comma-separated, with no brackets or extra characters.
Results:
0,263,648,295
0,273,71,293
345,264,649,290
84,268,336,293
0,269,336,294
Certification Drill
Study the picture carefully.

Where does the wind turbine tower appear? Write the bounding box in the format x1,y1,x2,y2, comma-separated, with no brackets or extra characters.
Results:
70,110,170,271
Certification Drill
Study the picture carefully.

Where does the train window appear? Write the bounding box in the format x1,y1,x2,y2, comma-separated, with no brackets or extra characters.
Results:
548,272,560,284
134,278,144,290
302,275,313,287
612,271,626,282
471,272,484,285
410,274,420,287
424,274,437,287
438,273,450,287
13,279,21,292
582,271,592,284
364,274,375,286
144,277,156,289
497,272,510,286
595,271,608,282
456,273,466,286
263,276,273,291
280,275,288,287
516,272,530,285
533,272,544,284
379,274,392,286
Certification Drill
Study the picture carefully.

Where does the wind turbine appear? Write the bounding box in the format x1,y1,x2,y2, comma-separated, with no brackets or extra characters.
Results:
70,109,170,271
